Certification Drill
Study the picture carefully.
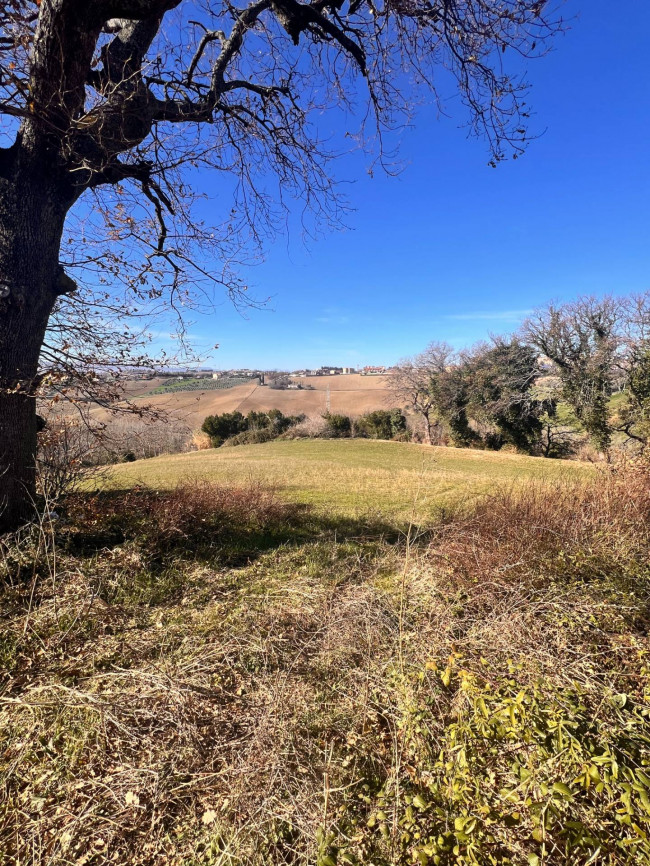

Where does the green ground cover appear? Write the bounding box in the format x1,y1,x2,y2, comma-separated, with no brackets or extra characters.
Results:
109,439,591,519
144,376,250,395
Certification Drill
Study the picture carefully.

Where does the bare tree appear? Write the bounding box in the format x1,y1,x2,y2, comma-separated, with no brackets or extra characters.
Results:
391,341,454,444
0,0,563,530
35,414,100,502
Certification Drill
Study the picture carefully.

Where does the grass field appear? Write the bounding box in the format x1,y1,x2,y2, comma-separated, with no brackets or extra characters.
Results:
3,441,649,866
108,439,591,518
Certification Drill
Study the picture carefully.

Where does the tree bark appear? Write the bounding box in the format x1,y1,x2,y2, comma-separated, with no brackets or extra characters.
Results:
0,167,66,533
421,412,432,446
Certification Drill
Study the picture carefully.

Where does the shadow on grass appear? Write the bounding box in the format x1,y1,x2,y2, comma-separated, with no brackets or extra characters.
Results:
0,483,425,678
0,483,425,611
57,487,408,560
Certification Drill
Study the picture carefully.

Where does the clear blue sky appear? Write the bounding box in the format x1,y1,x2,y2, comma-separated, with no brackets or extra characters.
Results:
164,0,650,370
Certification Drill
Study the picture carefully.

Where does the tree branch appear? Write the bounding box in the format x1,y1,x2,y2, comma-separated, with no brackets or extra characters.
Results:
98,0,181,20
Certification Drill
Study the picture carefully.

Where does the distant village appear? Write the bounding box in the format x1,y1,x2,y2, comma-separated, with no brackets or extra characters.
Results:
216,365,389,379
130,364,390,381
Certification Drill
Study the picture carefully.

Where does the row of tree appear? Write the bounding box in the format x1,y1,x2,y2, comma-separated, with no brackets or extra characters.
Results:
392,294,650,456
202,408,409,447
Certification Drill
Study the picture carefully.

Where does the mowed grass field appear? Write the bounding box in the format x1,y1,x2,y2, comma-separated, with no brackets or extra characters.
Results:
108,438,592,519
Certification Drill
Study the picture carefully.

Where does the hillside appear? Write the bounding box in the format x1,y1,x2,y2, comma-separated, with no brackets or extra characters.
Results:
96,374,394,429
109,438,590,518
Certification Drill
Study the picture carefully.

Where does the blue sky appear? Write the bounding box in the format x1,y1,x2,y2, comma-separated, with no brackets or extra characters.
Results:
163,0,650,370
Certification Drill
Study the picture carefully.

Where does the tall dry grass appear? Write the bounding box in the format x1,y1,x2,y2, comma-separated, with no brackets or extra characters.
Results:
430,458,650,583
1,463,649,864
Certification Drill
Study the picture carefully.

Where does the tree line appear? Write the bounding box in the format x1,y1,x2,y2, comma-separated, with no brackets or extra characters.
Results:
392,294,650,458
202,408,409,447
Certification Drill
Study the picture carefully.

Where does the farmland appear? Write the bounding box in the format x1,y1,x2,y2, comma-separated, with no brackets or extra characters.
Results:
108,373,394,430
144,376,251,395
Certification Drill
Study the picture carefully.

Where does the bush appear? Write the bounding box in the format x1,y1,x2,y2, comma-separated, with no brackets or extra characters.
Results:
36,416,99,502
202,409,306,448
246,410,271,430
201,411,247,446
267,408,305,433
281,416,329,439
190,430,212,450
322,412,352,438
430,457,650,582
315,460,650,866
483,430,504,450
354,409,407,440
62,480,298,553
223,428,277,447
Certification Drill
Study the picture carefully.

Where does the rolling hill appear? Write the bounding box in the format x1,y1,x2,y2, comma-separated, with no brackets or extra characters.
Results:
108,437,591,518
94,374,395,429
7,438,649,866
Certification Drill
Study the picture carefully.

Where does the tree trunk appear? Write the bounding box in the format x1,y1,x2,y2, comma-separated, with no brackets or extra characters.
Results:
422,412,432,446
0,171,66,533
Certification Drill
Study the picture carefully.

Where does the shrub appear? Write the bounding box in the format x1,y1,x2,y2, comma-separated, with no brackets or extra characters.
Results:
354,409,407,440
36,416,98,501
483,430,504,450
202,409,305,447
64,479,297,552
246,410,272,430
429,457,650,583
201,410,247,446
322,412,352,438
320,460,650,866
190,429,212,450
267,408,305,433
282,416,328,438
223,428,277,447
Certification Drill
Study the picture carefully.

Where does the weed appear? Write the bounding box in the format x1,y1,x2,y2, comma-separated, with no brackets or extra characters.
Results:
1,453,648,864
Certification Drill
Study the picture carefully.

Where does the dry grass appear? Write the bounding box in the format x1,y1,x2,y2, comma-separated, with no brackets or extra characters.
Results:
430,459,650,584
0,489,397,865
192,430,212,451
68,481,296,547
1,459,649,865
